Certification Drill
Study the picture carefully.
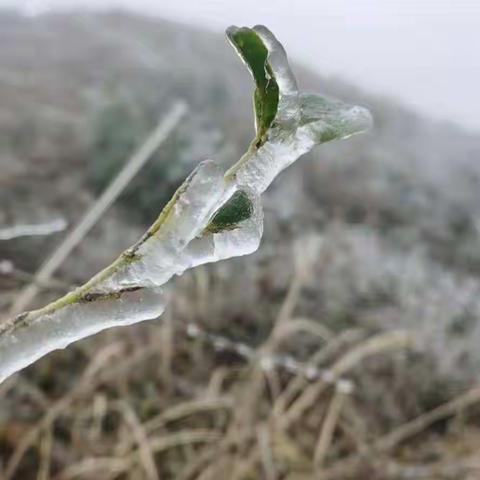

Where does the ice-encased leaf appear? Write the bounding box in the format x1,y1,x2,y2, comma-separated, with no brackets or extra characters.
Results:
252,25,300,128
226,26,372,193
205,190,254,233
226,26,280,141
0,25,372,384
298,93,373,143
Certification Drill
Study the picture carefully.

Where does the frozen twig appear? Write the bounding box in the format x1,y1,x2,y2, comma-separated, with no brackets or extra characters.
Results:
0,25,371,384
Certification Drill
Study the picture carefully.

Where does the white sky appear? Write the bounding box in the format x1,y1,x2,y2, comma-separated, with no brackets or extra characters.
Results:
3,0,480,132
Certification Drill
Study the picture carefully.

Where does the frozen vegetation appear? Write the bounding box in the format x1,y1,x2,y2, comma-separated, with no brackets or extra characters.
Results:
0,25,371,383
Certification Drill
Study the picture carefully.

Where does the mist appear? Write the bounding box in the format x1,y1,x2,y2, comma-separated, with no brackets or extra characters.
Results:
5,0,480,133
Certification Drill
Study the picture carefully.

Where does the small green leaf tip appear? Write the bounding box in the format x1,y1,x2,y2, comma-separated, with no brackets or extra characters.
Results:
205,190,254,234
226,26,279,143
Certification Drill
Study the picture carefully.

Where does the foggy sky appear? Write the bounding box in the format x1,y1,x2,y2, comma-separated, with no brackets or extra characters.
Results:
4,0,480,133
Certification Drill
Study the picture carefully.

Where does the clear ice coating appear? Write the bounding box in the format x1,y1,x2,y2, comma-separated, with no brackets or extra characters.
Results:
0,25,372,383
226,25,372,194
0,288,167,384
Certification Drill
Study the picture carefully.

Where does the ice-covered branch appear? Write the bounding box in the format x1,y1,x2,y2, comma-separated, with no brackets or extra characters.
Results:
0,25,372,384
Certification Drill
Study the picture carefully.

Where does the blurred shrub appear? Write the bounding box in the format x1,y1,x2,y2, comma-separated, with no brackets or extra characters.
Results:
87,89,192,224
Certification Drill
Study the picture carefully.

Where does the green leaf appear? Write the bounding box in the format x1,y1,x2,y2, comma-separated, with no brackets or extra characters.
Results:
205,190,254,234
226,26,279,143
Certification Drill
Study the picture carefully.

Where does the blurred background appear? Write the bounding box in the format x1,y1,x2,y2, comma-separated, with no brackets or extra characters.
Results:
1,1,480,479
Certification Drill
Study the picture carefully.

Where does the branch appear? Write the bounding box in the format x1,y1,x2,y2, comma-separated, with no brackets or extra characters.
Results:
0,25,372,384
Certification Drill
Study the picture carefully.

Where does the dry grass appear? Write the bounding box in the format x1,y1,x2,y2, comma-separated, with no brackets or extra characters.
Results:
2,239,480,480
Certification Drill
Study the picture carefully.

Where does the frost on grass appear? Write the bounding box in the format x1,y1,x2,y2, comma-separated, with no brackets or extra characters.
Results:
0,25,372,383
